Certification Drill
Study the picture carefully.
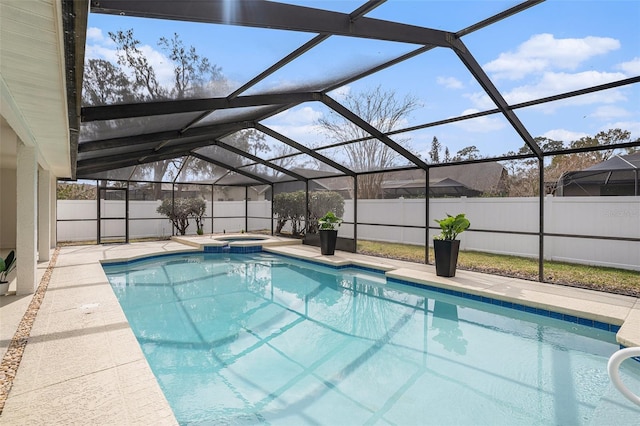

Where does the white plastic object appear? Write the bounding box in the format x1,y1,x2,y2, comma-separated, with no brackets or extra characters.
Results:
607,347,640,406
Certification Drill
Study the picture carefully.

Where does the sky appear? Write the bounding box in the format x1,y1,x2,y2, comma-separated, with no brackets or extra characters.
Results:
85,0,640,164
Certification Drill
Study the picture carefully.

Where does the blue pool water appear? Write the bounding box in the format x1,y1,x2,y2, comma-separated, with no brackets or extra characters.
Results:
103,252,640,425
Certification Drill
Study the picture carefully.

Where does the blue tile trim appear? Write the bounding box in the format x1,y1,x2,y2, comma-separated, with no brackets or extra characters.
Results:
204,245,263,254
387,277,621,334
619,345,640,364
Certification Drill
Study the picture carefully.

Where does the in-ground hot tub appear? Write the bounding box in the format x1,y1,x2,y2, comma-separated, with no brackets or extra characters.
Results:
214,236,270,242
171,233,303,253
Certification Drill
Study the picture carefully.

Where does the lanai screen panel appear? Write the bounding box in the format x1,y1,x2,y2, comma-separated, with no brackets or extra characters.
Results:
516,87,640,152
244,35,421,96
79,112,206,142
174,156,225,184
129,158,187,183
316,139,417,173
76,166,136,182
80,0,639,187
247,184,272,233
77,141,163,162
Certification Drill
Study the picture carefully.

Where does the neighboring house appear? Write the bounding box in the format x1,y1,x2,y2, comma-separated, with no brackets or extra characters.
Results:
377,162,508,198
284,162,508,199
556,153,640,196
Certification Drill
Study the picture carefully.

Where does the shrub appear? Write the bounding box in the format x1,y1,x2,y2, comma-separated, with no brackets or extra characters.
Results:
157,197,206,235
273,190,345,236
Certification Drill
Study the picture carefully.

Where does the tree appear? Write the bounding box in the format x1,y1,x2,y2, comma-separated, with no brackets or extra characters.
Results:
453,145,480,161
502,129,633,196
547,129,632,180
273,191,306,235
317,85,420,199
109,29,165,100
444,147,451,162
158,33,221,99
429,136,441,163
308,191,345,234
56,182,96,200
94,29,242,193
272,190,345,235
83,59,137,105
503,137,562,196
187,198,207,233
156,197,206,235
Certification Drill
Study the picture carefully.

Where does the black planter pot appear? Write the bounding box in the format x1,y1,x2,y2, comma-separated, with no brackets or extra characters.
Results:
320,230,338,255
434,239,461,277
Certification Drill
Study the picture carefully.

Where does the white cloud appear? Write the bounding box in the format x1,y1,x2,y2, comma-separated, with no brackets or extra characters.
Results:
86,27,111,44
466,70,628,112
437,76,463,89
485,33,620,80
264,106,326,146
591,105,631,120
85,44,118,63
327,85,351,101
616,57,640,75
268,124,325,147
84,27,175,88
270,106,323,125
541,129,588,142
505,70,627,104
463,92,495,110
451,109,505,133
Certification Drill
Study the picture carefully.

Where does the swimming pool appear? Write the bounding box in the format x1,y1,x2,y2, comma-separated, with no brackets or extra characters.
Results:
103,252,640,425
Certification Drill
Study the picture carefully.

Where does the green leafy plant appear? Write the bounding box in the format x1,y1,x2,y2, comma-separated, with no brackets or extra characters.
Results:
156,197,207,235
273,190,345,236
318,211,343,231
0,250,16,283
434,213,470,240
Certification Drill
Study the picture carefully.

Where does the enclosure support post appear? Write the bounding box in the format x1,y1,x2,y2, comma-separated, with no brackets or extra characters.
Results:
171,183,175,236
125,181,130,243
245,186,249,232
538,158,544,282
305,180,309,235
270,184,274,235
96,180,101,244
353,175,358,250
425,168,431,264
211,184,216,234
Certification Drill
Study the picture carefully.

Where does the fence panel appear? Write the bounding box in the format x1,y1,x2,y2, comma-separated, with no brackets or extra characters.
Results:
57,197,639,270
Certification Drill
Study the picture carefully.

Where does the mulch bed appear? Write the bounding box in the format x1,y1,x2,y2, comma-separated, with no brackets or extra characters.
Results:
0,247,60,414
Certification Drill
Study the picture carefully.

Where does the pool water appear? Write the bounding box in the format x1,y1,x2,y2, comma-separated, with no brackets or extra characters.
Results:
103,252,640,425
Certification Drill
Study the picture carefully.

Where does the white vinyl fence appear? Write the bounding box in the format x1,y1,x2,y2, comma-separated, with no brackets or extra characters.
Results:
57,196,640,271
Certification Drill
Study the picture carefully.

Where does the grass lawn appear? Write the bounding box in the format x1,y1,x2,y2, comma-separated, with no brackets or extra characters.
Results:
357,240,640,298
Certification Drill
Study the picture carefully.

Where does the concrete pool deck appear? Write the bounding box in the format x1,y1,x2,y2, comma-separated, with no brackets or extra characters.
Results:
1,235,639,424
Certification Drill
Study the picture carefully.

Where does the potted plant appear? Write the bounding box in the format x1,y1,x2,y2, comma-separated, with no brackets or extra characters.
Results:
433,213,470,277
318,211,342,255
0,250,16,295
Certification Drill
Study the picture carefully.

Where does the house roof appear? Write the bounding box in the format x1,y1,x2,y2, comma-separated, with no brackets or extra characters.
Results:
365,162,506,194
583,153,640,171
